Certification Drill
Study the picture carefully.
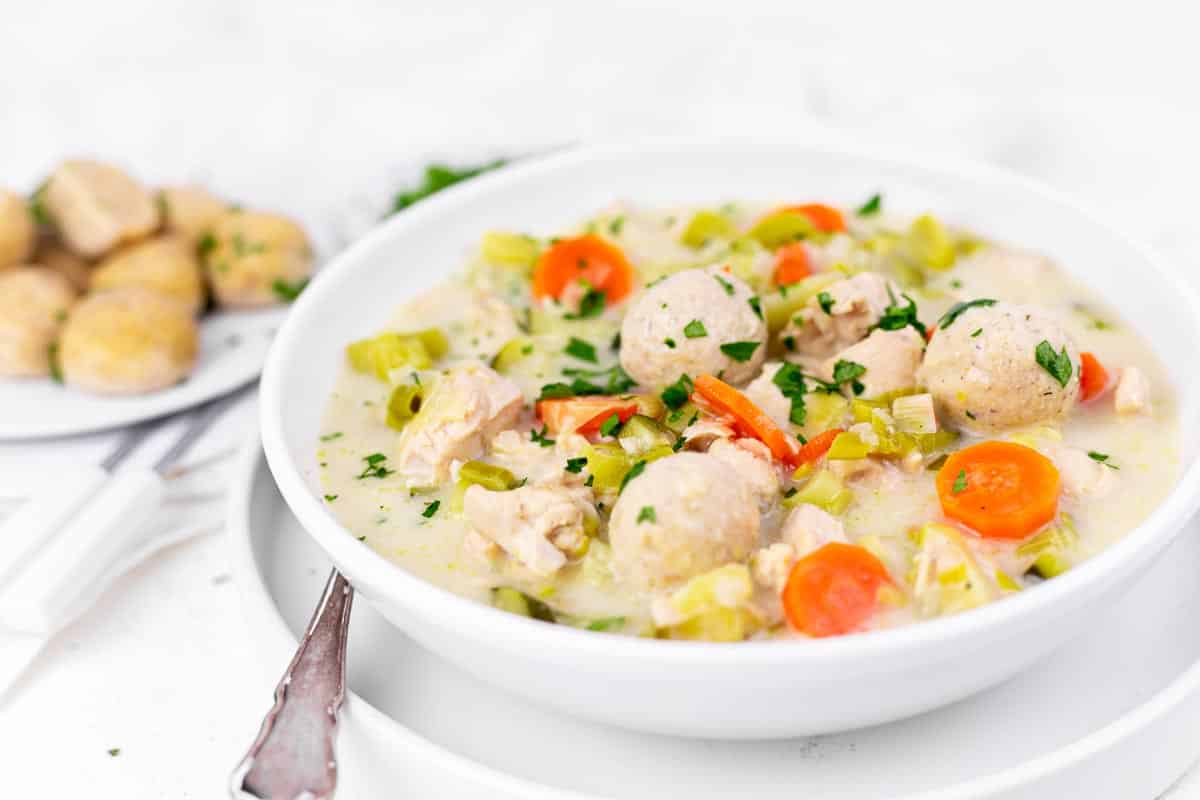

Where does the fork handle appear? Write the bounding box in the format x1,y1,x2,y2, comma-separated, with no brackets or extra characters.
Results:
231,570,354,800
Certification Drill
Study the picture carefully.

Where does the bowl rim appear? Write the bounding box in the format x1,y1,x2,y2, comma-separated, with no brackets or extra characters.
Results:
261,136,1200,666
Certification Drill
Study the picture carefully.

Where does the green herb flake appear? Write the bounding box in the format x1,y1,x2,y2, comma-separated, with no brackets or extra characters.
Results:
748,296,763,320
713,275,735,296
683,319,708,339
938,298,997,330
107,748,121,758
608,215,625,236
618,460,647,494
421,500,441,518
538,382,574,400
531,425,556,447
637,506,656,524
661,373,694,410
664,337,676,349
874,289,927,337
196,232,217,259
271,277,309,302
782,335,796,352
1088,451,1119,470
817,291,835,315
598,413,623,438
831,359,866,393
965,410,977,420
720,341,760,362
970,328,983,338
564,336,597,363
856,193,882,216
559,363,637,395
323,494,338,502
772,362,808,425
565,287,606,320
389,160,506,215
586,616,626,632
356,453,394,480
952,469,968,494
1035,340,1073,387
319,431,344,442
949,279,963,289
565,457,588,474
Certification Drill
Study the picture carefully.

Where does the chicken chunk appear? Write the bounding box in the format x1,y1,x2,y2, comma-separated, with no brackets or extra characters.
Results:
1053,447,1117,499
1114,367,1151,415
90,235,205,314
620,266,767,388
463,481,597,576
780,271,897,359
393,362,523,486
0,189,36,270
608,452,760,591
918,302,1079,433
0,267,76,377
750,542,797,594
779,503,848,556
820,327,924,399
42,160,160,258
707,437,781,509
158,186,228,242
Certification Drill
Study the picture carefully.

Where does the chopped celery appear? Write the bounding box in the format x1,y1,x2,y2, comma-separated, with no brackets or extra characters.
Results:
914,430,958,455
480,231,541,269
617,415,676,456
680,210,738,248
581,540,614,588
903,214,956,271
664,402,699,434
583,442,634,493
346,328,449,380
641,445,674,464
663,606,756,642
909,523,995,615
1017,517,1079,579
892,393,937,435
747,210,816,249
450,460,520,512
785,469,853,515
762,272,842,333
659,564,759,642
491,336,533,374
799,392,849,439
629,393,667,421
385,384,424,431
827,431,871,460
995,570,1023,592
491,587,556,623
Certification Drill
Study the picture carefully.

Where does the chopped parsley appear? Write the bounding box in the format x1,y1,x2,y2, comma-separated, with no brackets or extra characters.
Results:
565,457,588,474
584,474,594,487
538,382,574,400
618,460,647,494
783,487,799,499
389,160,506,215
713,274,735,296
683,319,708,338
817,291,835,315
661,373,694,410
1035,340,1073,387
319,431,344,442
598,413,623,437
965,409,977,420
664,338,677,349
1088,451,1119,469
421,500,441,518
356,453,393,480
271,277,309,302
672,435,687,452
856,193,882,216
949,279,963,289
831,359,867,395
586,616,626,632
720,341,760,362
541,364,637,399
782,335,797,352
637,506,657,524
323,494,338,502
772,362,808,425
564,336,597,363
874,290,927,337
970,328,983,337
47,341,62,383
952,469,968,494
531,425,555,447
748,296,763,319
107,748,121,758
608,215,625,236
937,298,996,330
196,232,217,259
565,287,606,320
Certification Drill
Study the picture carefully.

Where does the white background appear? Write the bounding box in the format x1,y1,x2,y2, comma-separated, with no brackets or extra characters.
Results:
1,1,1199,797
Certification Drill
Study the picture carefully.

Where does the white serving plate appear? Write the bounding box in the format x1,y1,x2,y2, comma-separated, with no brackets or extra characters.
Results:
230,434,1200,799
259,138,1200,737
0,306,284,440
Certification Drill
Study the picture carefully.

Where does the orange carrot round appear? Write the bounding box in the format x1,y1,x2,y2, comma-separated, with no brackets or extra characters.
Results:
783,543,892,637
936,441,1060,540
532,234,634,304
1079,352,1109,403
794,428,844,466
781,203,847,234
692,374,801,464
773,242,812,286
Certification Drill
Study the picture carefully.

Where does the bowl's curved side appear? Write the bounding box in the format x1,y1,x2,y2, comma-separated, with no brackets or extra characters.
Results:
260,137,1200,737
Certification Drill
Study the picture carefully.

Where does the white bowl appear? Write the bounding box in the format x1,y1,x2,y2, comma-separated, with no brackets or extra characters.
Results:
260,139,1200,739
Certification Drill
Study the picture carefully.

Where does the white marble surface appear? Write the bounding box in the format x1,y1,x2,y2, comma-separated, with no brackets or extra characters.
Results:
1,1,1199,797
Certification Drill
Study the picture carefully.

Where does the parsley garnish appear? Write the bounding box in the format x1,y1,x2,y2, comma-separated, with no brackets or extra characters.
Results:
196,232,217,259
531,426,555,447
618,460,647,494
748,296,763,320
772,363,808,425
324,494,338,502
320,431,343,442
107,748,121,758
539,382,574,400
272,277,309,302
637,506,656,524
937,298,996,330
586,616,627,632
782,335,796,352
609,215,625,236
817,291,835,315
965,410,977,420
832,360,867,395
684,319,708,338
539,364,636,399
584,474,594,487
598,413,623,437
1035,340,1073,387
389,160,506,215
875,290,926,337
664,338,676,349
565,287,606,320
47,341,62,383
970,328,983,337
356,453,393,480
421,500,441,518
856,193,882,216
952,469,968,494
1088,451,1119,469
566,457,588,474
713,274,735,296
661,374,694,410
720,341,760,362
564,336,597,363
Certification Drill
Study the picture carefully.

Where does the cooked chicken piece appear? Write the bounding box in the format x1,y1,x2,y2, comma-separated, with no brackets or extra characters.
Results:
743,362,793,430
620,266,767,388
33,238,92,291
463,481,597,576
158,186,227,242
393,362,523,486
0,189,36,270
919,302,1079,433
202,210,313,308
488,428,567,485
779,503,848,556
819,327,923,399
779,271,897,359
826,456,887,484
90,235,205,314
463,291,523,360
460,529,501,564
750,541,797,594
59,286,197,394
1053,447,1117,499
1114,366,1151,415
0,267,76,377
608,452,760,591
707,437,781,509
42,160,160,258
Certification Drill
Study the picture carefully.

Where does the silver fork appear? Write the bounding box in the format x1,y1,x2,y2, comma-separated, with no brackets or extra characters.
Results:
231,570,354,800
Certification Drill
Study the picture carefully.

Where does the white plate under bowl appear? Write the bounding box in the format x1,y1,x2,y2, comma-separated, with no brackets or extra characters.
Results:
0,306,284,440
230,434,1200,799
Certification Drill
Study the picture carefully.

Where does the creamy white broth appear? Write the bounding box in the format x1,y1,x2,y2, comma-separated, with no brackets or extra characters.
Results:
318,202,1178,640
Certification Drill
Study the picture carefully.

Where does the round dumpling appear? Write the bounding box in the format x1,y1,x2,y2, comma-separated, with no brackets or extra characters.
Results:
202,210,313,308
619,267,767,388
608,452,760,591
158,186,227,242
918,302,1080,432
42,159,160,258
0,189,36,270
0,267,76,377
91,234,205,314
34,238,93,291
59,287,198,394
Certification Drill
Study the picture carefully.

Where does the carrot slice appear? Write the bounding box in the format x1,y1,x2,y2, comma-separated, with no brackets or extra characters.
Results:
692,374,801,464
773,242,812,286
794,428,844,466
536,397,638,436
936,441,1060,540
1079,352,1109,402
783,543,892,637
532,234,634,304
780,203,847,234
